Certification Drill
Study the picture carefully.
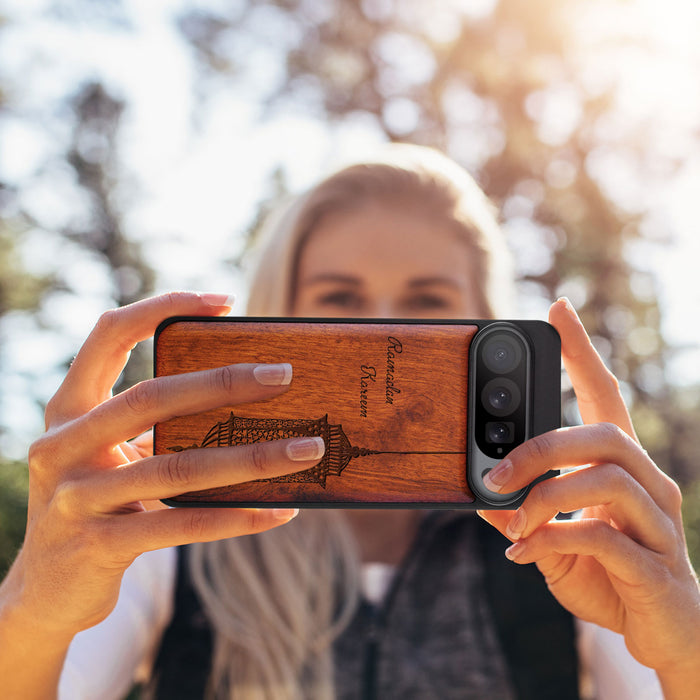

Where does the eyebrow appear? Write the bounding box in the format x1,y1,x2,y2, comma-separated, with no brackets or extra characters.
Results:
301,273,362,286
407,277,462,290
301,274,462,289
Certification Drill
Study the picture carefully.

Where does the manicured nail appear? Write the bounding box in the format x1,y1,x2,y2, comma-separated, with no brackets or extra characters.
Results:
286,437,325,462
506,509,527,540
273,508,299,521
557,296,578,319
483,460,512,493
505,541,527,561
199,293,236,308
254,363,293,386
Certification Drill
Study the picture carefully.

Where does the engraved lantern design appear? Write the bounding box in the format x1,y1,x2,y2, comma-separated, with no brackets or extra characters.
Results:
170,413,378,488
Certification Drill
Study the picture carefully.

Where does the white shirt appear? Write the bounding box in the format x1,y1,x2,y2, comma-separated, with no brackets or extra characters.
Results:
59,548,663,700
59,548,176,700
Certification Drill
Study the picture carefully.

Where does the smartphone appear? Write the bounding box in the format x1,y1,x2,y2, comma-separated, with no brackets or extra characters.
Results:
153,317,560,509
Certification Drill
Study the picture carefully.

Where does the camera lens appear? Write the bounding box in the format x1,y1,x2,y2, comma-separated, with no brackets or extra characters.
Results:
489,387,511,411
486,421,514,444
481,378,521,417
482,334,522,374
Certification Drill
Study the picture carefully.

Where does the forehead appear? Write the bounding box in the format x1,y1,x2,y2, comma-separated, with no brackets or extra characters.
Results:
298,203,473,281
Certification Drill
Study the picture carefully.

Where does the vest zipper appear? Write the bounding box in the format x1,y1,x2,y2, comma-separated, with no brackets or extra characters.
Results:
362,603,381,700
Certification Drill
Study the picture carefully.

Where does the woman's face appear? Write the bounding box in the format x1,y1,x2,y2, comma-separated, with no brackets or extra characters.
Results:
293,202,485,319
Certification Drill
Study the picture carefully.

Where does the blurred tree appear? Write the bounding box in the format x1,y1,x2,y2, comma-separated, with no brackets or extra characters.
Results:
0,459,28,577
0,11,45,573
176,0,700,494
0,19,155,568
0,194,45,578
0,201,54,317
0,79,155,450
61,80,156,391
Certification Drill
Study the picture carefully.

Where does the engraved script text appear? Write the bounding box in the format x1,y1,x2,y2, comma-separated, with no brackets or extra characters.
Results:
385,336,402,404
360,365,376,417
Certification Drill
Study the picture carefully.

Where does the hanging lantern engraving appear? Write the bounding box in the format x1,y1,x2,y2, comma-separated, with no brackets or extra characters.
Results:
169,412,464,489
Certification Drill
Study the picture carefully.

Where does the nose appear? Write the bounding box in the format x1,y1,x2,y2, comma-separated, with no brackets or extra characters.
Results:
369,300,398,319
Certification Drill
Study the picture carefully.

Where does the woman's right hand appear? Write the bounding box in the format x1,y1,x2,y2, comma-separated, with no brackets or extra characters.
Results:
1,292,324,642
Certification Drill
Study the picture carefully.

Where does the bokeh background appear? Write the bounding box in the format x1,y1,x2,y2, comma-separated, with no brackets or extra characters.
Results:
1,0,700,574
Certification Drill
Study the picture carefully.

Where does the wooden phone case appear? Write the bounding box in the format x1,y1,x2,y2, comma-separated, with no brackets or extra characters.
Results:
153,318,559,508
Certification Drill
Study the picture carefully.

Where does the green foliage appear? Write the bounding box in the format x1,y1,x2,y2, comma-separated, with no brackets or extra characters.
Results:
0,225,54,315
682,478,700,572
0,460,28,577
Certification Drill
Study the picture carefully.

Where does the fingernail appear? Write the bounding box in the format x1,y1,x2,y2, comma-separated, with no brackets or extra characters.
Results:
273,508,299,521
199,293,236,308
505,541,527,561
557,296,578,319
483,460,512,493
506,509,527,540
254,363,293,386
286,437,325,462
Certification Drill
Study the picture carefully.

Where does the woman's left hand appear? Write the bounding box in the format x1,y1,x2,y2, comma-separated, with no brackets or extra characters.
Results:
478,298,700,696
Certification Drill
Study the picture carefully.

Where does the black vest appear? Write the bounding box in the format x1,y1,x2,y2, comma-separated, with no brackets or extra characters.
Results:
148,514,579,699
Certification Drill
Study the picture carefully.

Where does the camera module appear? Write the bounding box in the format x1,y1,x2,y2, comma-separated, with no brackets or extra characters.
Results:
470,323,531,463
468,320,560,507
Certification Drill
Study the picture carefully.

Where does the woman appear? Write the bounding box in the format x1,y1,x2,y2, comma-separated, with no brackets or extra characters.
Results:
0,145,697,699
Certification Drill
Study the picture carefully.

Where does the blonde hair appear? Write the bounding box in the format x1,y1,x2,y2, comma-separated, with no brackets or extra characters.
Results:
189,145,514,699
246,143,514,318
189,512,359,700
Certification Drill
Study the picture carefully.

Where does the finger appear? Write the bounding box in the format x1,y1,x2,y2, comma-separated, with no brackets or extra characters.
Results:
503,517,662,588
85,436,325,508
120,431,152,461
503,464,675,554
483,423,681,514
47,292,234,424
476,509,516,539
548,298,636,439
110,507,301,558
119,441,143,462
66,362,293,455
128,430,153,459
